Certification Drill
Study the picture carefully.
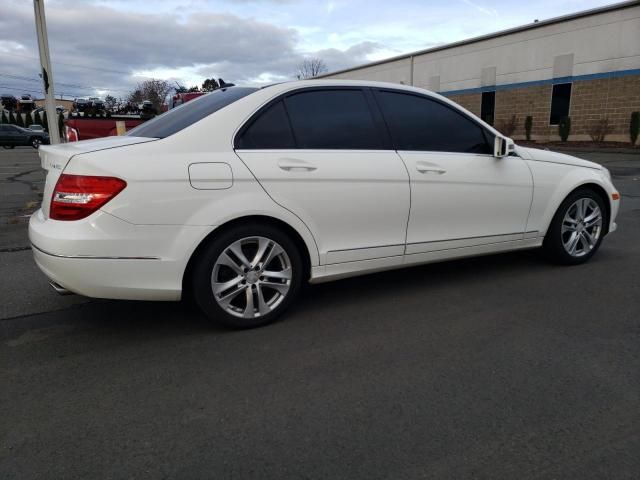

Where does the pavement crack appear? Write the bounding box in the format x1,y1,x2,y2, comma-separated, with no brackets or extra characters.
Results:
7,168,42,191
0,246,31,253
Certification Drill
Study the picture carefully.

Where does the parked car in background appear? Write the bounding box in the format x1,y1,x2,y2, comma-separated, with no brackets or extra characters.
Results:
88,97,105,113
72,98,90,113
0,124,49,148
29,80,620,329
28,124,45,132
18,94,36,112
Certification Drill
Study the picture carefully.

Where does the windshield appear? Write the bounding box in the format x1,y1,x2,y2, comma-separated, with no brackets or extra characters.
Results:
127,87,258,139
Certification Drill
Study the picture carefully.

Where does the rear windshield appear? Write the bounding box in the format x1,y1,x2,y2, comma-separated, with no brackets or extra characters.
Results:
126,87,258,139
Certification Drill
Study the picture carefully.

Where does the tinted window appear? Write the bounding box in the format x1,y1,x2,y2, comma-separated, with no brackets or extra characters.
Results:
481,91,495,126
284,89,381,149
127,87,258,139
376,91,491,153
549,83,571,125
236,100,295,149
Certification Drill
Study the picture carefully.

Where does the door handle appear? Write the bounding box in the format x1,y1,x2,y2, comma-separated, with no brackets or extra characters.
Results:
416,165,446,174
277,158,317,172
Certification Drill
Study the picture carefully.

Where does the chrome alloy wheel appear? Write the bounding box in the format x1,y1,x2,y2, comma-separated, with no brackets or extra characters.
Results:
561,198,603,257
211,236,292,319
31,137,42,148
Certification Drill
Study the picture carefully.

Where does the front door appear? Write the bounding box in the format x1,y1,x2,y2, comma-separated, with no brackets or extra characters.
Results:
373,89,533,254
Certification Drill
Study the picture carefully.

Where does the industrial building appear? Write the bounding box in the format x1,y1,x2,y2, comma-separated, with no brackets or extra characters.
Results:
319,1,640,143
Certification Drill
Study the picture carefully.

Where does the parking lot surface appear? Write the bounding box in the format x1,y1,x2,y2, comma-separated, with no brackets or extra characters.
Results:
1,147,639,478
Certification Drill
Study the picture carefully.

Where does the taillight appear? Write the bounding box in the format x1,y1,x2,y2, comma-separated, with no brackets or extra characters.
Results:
50,174,126,221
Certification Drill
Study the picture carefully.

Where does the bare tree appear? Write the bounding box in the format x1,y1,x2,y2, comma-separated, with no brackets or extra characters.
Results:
296,58,328,79
104,95,117,110
128,79,172,111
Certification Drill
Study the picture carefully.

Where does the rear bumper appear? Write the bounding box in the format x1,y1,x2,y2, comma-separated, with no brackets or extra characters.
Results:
32,244,182,300
29,209,213,301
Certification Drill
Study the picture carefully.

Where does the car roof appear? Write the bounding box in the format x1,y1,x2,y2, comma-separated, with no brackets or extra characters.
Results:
260,79,432,93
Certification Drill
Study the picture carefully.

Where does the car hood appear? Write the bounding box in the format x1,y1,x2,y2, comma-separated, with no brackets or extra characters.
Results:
516,146,601,170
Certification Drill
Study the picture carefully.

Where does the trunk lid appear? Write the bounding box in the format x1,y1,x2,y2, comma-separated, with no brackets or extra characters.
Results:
39,136,156,219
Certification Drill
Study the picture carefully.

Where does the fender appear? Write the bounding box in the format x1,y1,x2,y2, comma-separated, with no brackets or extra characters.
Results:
525,161,617,237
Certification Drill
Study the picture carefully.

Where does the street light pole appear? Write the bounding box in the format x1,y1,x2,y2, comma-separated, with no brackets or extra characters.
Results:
33,0,61,144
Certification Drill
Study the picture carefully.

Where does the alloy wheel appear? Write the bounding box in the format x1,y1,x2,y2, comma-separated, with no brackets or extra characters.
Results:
211,236,292,319
561,198,603,257
32,138,42,149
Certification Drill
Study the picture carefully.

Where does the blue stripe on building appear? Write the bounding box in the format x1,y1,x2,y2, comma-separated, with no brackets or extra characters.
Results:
439,68,640,96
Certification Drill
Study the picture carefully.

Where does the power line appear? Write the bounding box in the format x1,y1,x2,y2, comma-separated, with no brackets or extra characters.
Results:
0,73,130,93
0,50,132,76
0,84,86,99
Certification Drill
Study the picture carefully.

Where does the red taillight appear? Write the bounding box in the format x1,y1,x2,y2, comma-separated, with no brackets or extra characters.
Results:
50,174,127,221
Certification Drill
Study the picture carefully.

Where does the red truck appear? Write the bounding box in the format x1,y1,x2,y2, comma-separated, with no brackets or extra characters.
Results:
65,115,146,141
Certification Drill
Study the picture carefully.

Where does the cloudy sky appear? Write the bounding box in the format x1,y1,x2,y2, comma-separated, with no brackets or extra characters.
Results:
0,0,615,100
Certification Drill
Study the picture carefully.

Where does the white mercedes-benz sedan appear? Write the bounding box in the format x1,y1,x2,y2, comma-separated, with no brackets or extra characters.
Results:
29,80,620,328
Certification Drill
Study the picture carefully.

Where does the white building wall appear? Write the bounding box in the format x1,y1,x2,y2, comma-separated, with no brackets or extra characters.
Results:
322,4,640,93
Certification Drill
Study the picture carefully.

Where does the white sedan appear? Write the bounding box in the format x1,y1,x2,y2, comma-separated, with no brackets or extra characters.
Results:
29,80,620,328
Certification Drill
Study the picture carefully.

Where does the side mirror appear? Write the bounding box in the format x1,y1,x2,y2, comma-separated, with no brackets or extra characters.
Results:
494,135,515,158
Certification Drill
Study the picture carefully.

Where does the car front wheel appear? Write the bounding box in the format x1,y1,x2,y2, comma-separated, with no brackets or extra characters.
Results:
543,189,607,265
30,137,42,149
192,224,303,329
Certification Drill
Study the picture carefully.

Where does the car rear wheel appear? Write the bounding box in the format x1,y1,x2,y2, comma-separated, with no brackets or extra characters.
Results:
30,137,42,149
3,145,14,149
192,224,303,329
543,189,607,265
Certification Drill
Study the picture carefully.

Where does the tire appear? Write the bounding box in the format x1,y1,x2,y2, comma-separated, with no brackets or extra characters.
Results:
3,145,15,149
543,188,607,265
192,223,304,329
30,137,42,149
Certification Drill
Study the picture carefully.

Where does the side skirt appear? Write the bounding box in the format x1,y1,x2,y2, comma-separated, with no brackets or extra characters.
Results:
309,237,542,284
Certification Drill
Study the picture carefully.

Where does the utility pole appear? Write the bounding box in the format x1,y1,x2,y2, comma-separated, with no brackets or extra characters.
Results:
33,0,61,144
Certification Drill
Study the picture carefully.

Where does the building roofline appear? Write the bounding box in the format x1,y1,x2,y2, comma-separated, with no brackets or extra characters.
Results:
316,0,640,78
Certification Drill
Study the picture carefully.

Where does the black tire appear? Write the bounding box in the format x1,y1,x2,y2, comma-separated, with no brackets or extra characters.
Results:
30,137,42,149
192,223,304,329
542,188,607,265
2,145,15,149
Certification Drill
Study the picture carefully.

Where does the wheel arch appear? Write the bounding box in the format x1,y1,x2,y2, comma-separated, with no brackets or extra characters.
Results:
182,214,315,297
544,180,612,237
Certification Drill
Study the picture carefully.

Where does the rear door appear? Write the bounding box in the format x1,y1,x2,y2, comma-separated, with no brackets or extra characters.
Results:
235,87,410,265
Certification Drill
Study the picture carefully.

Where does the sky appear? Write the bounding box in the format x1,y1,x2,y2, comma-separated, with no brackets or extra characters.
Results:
0,0,618,100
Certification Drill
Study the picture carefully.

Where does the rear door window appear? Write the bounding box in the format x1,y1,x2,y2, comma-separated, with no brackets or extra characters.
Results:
284,89,382,149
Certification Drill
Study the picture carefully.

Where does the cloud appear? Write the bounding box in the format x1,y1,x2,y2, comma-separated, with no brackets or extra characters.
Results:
461,0,498,17
0,0,381,98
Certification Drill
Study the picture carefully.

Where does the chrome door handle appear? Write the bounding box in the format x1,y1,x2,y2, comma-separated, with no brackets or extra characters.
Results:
416,166,446,174
277,158,317,172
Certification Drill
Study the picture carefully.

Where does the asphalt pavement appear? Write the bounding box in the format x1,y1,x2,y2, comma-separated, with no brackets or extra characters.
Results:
1,146,639,479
